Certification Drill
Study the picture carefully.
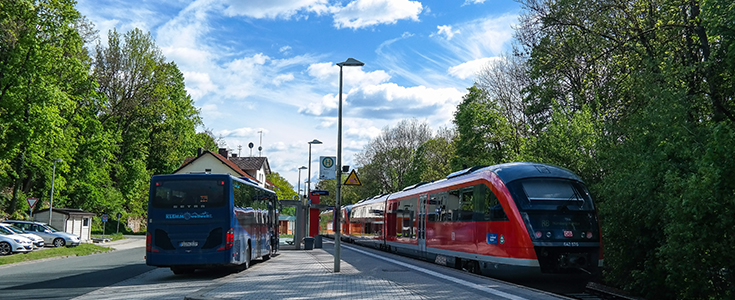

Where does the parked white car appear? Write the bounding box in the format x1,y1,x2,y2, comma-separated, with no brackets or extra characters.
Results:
0,223,44,248
0,226,34,255
2,220,81,247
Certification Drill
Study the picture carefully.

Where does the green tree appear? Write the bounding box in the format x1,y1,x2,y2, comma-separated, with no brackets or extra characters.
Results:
452,86,519,170
355,119,432,192
266,172,296,216
93,28,203,215
516,0,735,298
0,0,96,215
405,127,456,184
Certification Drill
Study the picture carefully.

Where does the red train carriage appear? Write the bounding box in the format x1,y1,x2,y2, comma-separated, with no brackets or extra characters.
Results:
319,205,354,241
319,209,335,237
347,162,602,278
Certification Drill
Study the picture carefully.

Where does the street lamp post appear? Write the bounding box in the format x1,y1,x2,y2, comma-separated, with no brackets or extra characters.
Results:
306,139,322,197
294,166,308,249
297,166,307,198
305,139,322,239
334,58,364,272
49,158,62,225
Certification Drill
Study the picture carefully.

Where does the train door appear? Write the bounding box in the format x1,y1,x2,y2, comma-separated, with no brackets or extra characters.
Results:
418,194,427,254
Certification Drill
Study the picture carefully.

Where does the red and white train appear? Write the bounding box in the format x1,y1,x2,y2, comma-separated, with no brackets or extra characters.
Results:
320,162,603,278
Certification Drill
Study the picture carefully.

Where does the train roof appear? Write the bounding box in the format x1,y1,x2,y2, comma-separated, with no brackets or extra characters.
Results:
350,162,583,208
481,162,582,183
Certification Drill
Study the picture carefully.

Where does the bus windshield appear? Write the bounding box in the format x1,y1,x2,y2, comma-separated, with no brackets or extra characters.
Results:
151,179,227,208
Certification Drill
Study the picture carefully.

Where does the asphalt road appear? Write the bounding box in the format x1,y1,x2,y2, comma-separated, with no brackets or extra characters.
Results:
0,237,158,300
0,236,250,300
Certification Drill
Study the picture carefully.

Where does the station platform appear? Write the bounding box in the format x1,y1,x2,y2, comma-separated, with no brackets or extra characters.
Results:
185,240,569,300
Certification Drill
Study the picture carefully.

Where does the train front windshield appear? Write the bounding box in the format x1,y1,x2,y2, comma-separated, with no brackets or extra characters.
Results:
507,178,599,242
509,178,595,211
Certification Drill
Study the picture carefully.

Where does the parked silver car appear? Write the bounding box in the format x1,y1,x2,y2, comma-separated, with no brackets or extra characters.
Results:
0,226,34,255
0,223,44,248
1,220,81,247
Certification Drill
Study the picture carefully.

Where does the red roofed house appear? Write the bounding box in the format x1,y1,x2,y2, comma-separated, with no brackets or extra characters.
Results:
174,148,274,190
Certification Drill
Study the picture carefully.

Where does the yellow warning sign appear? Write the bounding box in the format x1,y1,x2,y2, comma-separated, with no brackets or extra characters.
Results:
343,170,362,186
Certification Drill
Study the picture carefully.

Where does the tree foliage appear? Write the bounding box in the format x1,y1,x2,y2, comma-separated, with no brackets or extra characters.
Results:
266,172,296,216
355,119,432,193
514,0,735,298
0,2,208,227
91,28,202,215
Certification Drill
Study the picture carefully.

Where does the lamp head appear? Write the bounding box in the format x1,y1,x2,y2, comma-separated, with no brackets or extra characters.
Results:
337,58,364,67
308,139,323,145
299,166,307,170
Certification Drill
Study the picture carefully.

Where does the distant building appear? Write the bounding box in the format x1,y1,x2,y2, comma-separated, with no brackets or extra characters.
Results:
229,156,271,187
33,208,95,242
174,148,274,190
279,215,295,235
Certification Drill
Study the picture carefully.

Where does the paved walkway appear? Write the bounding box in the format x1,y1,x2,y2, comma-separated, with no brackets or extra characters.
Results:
185,249,424,300
184,244,569,300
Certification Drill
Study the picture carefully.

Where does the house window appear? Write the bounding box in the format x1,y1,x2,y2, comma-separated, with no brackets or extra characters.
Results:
83,218,90,226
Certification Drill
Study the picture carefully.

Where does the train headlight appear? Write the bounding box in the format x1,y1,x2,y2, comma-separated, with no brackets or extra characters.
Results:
535,231,542,238
586,231,593,239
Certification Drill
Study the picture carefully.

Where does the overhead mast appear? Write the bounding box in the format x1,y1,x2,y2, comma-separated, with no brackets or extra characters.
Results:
258,130,263,157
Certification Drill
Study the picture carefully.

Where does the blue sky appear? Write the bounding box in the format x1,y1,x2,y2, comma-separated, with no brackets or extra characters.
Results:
75,0,521,190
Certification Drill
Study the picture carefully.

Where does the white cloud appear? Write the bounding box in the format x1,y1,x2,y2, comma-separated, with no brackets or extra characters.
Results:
217,127,267,137
463,0,486,5
459,14,516,57
200,103,224,119
273,73,295,85
279,45,292,54
351,83,464,109
307,62,391,87
448,57,503,79
332,0,423,29
221,0,329,19
434,25,460,40
183,71,217,100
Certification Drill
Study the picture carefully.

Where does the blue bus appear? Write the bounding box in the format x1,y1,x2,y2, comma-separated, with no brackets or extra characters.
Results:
145,174,279,274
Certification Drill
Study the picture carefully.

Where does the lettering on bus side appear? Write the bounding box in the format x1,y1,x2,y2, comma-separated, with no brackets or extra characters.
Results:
165,212,213,220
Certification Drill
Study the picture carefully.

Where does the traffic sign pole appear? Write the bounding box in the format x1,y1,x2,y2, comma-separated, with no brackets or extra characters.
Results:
116,212,122,234
102,214,109,236
26,198,39,219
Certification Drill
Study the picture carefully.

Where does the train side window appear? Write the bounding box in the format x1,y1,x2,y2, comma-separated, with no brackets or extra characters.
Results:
459,187,475,221
399,198,415,239
427,193,440,223
486,189,509,221
441,191,456,222
473,184,508,221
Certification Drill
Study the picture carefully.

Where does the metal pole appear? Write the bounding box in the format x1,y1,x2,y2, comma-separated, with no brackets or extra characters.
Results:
297,169,303,203
307,143,312,200
306,144,312,238
334,64,343,272
49,159,59,225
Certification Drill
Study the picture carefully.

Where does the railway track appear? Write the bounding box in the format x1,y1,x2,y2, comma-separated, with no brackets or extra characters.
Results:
563,282,642,300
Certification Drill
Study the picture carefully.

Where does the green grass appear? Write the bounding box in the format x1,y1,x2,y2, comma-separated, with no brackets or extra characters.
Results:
0,243,112,266
92,233,125,241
